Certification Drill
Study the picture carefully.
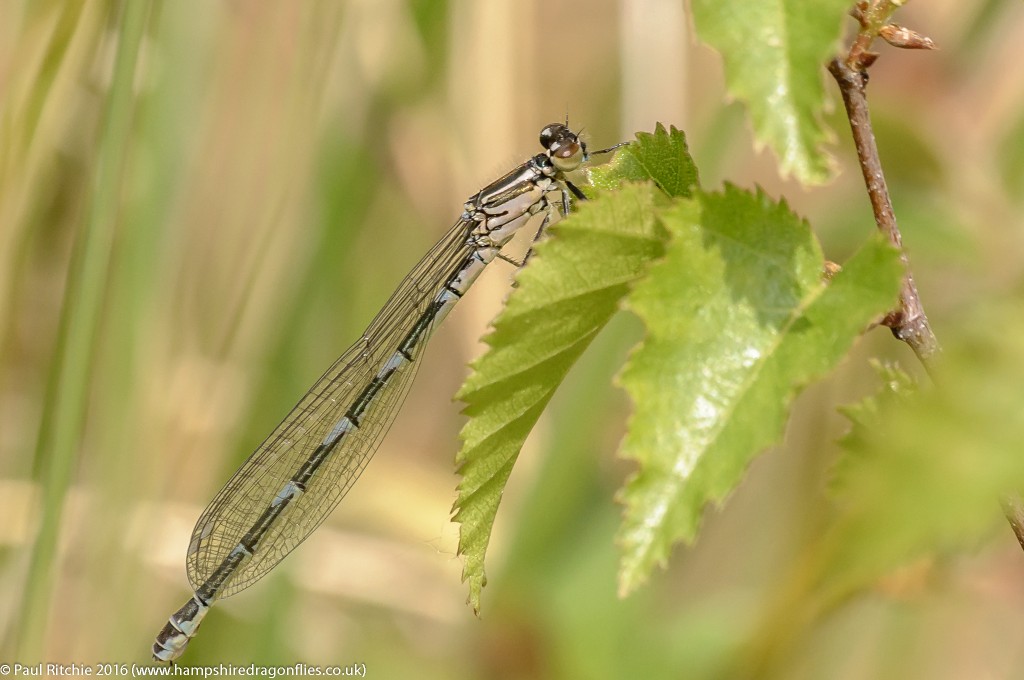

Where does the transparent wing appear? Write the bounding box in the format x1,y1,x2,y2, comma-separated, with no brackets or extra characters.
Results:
186,217,477,597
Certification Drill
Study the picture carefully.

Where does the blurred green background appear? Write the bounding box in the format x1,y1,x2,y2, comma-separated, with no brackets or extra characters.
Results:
2,1,1024,677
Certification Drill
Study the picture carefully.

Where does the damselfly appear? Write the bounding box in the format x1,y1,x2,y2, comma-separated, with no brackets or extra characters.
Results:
152,123,624,662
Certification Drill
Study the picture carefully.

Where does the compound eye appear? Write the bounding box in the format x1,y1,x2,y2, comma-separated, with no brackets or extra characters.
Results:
539,123,564,151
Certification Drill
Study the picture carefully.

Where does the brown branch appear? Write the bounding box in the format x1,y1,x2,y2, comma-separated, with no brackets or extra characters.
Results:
828,22,940,367
834,3,1024,557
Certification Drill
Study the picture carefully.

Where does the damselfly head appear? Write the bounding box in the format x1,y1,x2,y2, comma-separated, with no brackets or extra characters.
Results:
539,122,585,173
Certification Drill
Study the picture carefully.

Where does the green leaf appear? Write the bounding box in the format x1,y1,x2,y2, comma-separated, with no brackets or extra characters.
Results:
831,360,916,492
690,0,849,184
452,184,664,611
616,188,903,594
822,308,1024,601
589,123,700,197
453,126,698,611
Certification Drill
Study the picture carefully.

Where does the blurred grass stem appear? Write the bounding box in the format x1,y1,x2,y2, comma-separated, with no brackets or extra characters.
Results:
18,1,149,658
